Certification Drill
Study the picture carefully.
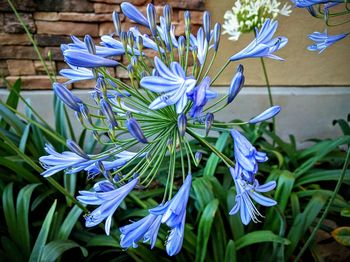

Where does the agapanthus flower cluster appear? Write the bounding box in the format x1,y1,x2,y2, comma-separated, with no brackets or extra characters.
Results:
291,0,349,52
223,0,291,41
39,2,287,256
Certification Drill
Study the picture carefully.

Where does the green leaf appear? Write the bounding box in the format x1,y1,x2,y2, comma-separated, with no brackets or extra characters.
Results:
86,235,120,248
211,212,227,262
2,184,17,244
40,240,88,261
192,177,215,214
19,124,31,153
235,231,290,251
16,183,41,258
1,236,24,262
195,199,219,262
29,200,57,262
333,119,350,135
224,240,236,262
0,79,21,130
58,205,83,240
286,193,328,258
332,227,350,246
341,208,350,217
203,132,230,176
295,169,350,186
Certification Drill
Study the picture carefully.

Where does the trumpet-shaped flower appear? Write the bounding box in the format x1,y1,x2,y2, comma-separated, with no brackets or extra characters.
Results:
249,105,281,124
59,64,95,84
78,178,138,235
53,83,83,111
120,213,162,249
166,211,186,256
39,144,100,177
292,0,336,8
307,30,348,53
229,167,276,225
231,129,268,182
140,57,196,113
190,27,212,65
187,76,217,118
121,2,149,27
230,19,288,61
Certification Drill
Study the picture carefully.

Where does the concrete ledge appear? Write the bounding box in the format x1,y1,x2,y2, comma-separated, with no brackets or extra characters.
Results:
1,87,349,145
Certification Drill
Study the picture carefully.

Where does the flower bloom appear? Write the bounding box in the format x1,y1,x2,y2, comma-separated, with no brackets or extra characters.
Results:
53,82,83,111
63,49,119,68
190,27,212,65
229,19,288,61
249,105,281,124
231,129,268,183
187,76,217,118
227,64,244,104
229,167,277,225
77,178,138,235
307,30,348,53
140,57,196,114
292,0,337,8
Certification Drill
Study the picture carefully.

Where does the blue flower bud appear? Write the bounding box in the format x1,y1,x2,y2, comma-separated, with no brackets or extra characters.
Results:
136,35,143,51
195,151,202,165
131,56,138,67
147,4,157,36
126,117,148,144
249,106,281,124
178,36,185,55
167,138,173,152
63,50,119,68
112,11,121,35
79,104,92,125
127,64,134,78
66,139,89,159
163,5,172,31
184,11,191,35
177,113,187,137
227,64,244,104
53,83,82,112
306,6,317,17
100,99,118,128
205,113,214,136
127,31,135,48
84,35,96,54
120,31,128,48
213,23,221,51
203,11,211,42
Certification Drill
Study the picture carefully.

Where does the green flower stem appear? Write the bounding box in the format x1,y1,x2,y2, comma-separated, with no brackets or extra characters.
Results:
7,0,54,83
202,51,218,80
186,128,234,167
210,59,230,85
260,57,276,133
204,94,228,112
294,148,350,261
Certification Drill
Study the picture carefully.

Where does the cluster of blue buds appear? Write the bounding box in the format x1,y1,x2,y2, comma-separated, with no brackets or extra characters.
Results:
39,2,287,256
291,0,349,52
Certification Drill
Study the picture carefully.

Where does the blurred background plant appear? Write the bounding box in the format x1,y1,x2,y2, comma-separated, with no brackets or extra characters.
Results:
0,1,349,261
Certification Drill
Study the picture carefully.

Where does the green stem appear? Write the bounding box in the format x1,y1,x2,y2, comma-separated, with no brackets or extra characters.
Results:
294,148,350,262
260,57,276,133
210,60,230,85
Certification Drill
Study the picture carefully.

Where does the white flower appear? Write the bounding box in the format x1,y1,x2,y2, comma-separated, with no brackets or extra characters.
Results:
222,0,292,41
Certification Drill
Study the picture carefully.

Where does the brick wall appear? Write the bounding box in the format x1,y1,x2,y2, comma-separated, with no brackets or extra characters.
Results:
0,0,205,89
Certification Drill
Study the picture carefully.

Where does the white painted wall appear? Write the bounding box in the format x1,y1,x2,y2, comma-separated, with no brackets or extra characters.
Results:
1,87,349,147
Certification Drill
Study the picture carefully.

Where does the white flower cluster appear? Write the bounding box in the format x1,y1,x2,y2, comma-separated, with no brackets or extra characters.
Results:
223,0,291,41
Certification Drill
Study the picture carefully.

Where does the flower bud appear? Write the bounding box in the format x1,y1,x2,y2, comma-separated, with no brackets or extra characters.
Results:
195,151,202,165
127,31,135,48
192,45,198,61
131,56,138,67
79,104,92,125
178,36,185,57
213,23,221,51
53,83,82,112
126,116,148,143
167,138,173,152
137,36,143,51
184,11,191,36
227,64,244,104
177,113,187,137
66,139,89,159
84,35,96,55
147,3,157,36
205,113,214,136
203,11,211,42
249,106,281,124
127,64,135,78
100,99,118,128
163,4,172,31
120,31,128,49
140,71,147,78
112,11,121,36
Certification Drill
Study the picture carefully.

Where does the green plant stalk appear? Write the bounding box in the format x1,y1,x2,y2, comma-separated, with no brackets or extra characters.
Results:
294,148,350,261
260,57,276,133
7,0,53,83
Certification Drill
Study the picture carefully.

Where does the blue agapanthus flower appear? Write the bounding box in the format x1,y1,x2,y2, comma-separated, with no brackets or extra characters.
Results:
292,0,339,8
230,129,268,183
165,211,186,256
229,167,277,225
190,27,212,65
307,30,348,53
63,49,119,68
249,106,281,124
230,19,288,61
140,57,196,113
77,178,138,235
120,213,162,249
59,64,95,84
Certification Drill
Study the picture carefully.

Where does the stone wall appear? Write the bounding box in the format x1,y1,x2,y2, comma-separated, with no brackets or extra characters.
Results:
0,0,205,89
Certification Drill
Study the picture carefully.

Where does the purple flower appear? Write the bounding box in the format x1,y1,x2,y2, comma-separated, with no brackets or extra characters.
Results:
121,2,149,27
140,57,196,114
230,19,288,61
231,129,267,182
249,106,281,124
120,213,162,249
307,30,348,53
53,82,83,111
229,167,277,225
126,117,148,144
77,178,138,235
187,76,217,118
